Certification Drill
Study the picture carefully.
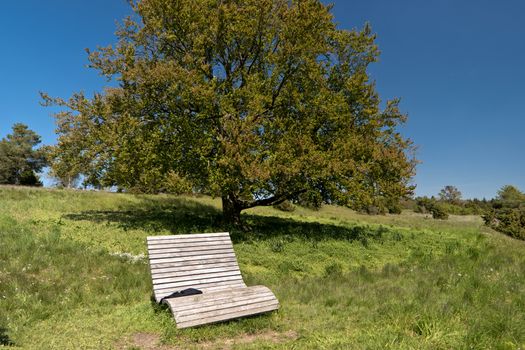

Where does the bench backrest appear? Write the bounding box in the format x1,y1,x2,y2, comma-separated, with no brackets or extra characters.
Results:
147,232,246,302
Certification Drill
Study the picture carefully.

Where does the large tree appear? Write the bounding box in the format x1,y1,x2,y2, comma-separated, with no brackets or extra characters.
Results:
0,123,47,186
44,0,416,224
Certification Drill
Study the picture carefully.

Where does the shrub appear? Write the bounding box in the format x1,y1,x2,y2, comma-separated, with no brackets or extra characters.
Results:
388,203,403,214
416,197,448,219
415,197,433,214
365,205,383,215
273,200,296,212
483,186,525,240
430,205,449,220
324,262,343,277
483,208,525,240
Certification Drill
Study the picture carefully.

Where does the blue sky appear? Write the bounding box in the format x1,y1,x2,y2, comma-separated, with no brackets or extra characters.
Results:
0,1,523,199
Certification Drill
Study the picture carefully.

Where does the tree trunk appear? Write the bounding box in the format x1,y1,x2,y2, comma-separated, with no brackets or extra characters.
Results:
221,194,243,226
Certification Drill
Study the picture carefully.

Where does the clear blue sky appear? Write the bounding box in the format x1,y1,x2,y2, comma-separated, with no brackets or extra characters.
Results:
1,1,523,199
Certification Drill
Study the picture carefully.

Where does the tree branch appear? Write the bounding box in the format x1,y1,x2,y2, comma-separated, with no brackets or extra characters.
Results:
242,189,307,209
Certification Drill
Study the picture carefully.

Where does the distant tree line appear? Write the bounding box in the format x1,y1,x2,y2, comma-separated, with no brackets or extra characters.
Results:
393,184,525,240
410,186,492,218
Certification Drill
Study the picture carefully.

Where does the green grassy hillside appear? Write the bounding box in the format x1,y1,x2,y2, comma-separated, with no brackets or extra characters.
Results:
0,186,524,349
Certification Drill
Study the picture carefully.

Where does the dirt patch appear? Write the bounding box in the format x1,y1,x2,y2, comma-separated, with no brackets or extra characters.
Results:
115,332,171,350
116,330,298,350
196,330,298,349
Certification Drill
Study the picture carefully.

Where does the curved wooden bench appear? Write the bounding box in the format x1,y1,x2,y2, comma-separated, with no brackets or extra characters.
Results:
147,232,279,328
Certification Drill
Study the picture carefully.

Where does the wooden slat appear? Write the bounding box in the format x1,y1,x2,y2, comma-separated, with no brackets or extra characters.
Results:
176,296,277,318
148,243,232,253
156,282,246,299
171,291,274,312
174,293,276,314
177,299,279,322
148,242,232,250
163,286,270,307
151,263,240,279
156,282,247,301
154,275,244,292
147,239,232,248
192,283,247,292
149,253,236,265
176,302,279,328
148,247,234,259
153,271,242,285
147,232,229,241
147,236,230,245
150,257,236,268
150,257,238,270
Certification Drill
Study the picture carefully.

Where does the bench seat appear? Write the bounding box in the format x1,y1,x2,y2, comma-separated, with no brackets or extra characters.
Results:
147,232,279,328
163,285,279,328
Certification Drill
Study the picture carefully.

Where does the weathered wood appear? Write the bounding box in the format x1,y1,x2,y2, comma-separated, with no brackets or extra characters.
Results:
173,291,274,312
153,270,242,284
176,298,279,321
147,232,279,328
176,303,279,328
148,243,232,252
147,234,230,244
147,232,229,240
162,285,271,307
148,247,235,259
153,275,244,291
151,265,239,277
149,252,237,265
150,257,238,270
176,295,277,317
152,266,241,279
147,238,232,247
156,282,248,300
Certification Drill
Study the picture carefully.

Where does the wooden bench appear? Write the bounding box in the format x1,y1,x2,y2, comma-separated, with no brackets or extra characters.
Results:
147,232,279,328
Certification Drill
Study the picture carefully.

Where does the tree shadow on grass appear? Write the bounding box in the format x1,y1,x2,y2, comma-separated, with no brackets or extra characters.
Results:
64,196,387,243
64,196,222,234
235,214,387,244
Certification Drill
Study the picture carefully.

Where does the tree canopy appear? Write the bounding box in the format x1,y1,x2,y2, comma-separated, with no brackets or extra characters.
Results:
497,185,525,202
44,0,416,224
0,123,47,186
438,185,462,203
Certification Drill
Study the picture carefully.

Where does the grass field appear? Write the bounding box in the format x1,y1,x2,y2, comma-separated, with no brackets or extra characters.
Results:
0,186,524,349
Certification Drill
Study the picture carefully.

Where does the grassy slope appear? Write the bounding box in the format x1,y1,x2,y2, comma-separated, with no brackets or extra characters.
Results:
0,186,524,349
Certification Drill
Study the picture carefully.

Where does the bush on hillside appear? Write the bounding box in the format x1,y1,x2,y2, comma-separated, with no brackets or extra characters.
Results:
415,197,448,219
411,196,491,216
483,207,525,240
430,205,449,220
387,203,403,214
360,197,403,215
273,200,296,212
483,185,525,240
364,205,382,215
438,202,481,215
